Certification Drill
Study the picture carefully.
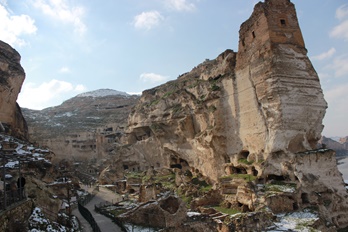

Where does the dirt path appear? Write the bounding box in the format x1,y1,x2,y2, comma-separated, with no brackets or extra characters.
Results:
73,186,122,232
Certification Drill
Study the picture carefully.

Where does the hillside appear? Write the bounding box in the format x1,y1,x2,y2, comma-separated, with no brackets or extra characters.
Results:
21,89,139,160
319,136,348,156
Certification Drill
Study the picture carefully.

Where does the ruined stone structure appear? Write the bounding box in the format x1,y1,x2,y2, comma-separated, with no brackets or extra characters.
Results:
234,0,327,158
0,40,28,140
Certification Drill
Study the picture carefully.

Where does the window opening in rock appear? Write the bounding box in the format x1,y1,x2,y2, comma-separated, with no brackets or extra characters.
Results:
252,167,258,176
252,31,256,38
301,193,309,204
123,165,129,170
242,38,245,47
280,19,286,26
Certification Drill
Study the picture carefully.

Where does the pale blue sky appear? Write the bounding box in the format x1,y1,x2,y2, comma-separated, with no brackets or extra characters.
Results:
0,0,347,137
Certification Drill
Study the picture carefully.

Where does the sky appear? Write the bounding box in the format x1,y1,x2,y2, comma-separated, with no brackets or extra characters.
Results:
0,0,347,137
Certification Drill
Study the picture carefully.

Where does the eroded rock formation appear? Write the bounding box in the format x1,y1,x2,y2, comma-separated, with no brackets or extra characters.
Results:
112,0,348,229
0,40,28,140
125,0,327,181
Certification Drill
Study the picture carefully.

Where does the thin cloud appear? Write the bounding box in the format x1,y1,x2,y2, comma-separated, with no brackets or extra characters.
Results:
336,4,348,20
18,79,86,110
0,4,37,47
323,83,348,136
312,48,336,60
330,4,348,40
166,0,196,12
331,55,348,77
133,11,163,30
59,66,70,73
140,72,169,83
33,0,86,35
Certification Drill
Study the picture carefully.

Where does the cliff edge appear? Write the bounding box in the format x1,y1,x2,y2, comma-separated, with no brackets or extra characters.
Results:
0,40,28,140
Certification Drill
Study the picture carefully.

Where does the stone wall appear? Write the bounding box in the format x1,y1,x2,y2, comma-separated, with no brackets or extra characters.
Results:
0,200,33,231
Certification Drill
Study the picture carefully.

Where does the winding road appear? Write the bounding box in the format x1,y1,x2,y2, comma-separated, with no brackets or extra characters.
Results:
73,186,122,232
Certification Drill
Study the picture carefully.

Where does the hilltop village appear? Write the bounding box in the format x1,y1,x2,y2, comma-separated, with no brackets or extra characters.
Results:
1,0,348,231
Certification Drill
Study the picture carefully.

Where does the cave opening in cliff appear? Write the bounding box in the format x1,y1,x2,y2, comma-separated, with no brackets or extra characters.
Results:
301,193,310,204
266,174,288,182
128,188,135,194
230,166,247,174
252,167,258,176
237,202,250,212
123,165,129,170
239,150,250,160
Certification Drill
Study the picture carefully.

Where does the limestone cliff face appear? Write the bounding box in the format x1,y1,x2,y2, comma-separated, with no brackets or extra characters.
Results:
234,0,327,159
106,0,348,228
0,40,28,140
125,0,327,182
127,50,236,181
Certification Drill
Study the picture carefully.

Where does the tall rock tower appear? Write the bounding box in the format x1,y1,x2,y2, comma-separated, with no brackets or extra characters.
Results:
234,0,327,160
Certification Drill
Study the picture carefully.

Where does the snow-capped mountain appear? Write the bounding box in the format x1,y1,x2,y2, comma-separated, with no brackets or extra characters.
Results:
76,89,129,98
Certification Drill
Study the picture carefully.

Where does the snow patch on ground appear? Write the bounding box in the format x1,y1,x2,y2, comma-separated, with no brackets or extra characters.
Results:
269,209,320,232
187,211,201,217
76,89,129,98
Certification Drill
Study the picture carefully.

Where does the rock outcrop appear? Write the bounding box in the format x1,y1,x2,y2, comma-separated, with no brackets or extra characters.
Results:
125,0,327,181
0,40,28,140
113,0,348,229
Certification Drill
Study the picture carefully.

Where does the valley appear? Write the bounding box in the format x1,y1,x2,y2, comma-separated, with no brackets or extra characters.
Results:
1,0,348,231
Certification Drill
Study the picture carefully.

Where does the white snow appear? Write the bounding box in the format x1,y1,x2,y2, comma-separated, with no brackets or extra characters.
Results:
270,209,320,232
54,112,75,118
5,174,13,179
76,89,129,98
28,207,71,232
187,211,201,217
5,161,19,168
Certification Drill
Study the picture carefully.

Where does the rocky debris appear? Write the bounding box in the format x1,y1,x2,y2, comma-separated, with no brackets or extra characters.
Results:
0,40,28,140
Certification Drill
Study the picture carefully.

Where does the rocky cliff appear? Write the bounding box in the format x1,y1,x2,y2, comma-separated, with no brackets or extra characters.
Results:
125,0,327,181
0,40,28,140
113,0,348,229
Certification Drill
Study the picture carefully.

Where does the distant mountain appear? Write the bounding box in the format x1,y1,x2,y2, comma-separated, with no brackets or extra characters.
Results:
22,89,139,142
76,89,129,98
319,136,348,157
